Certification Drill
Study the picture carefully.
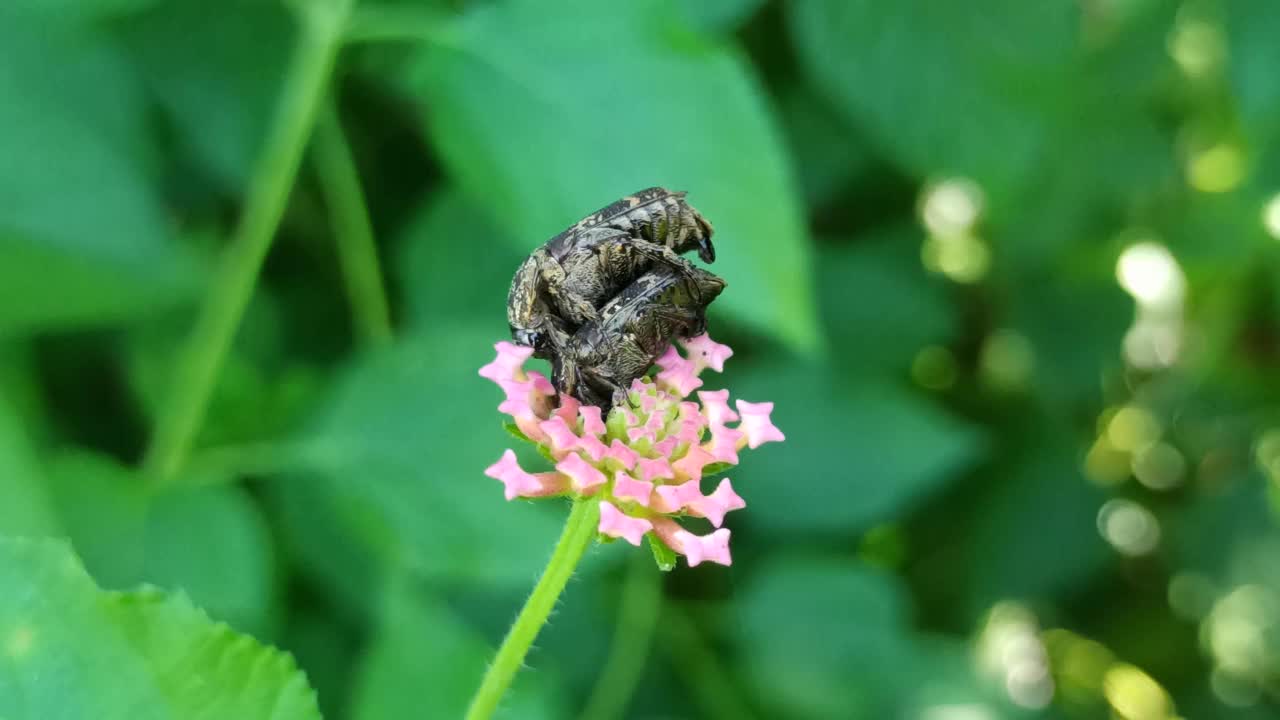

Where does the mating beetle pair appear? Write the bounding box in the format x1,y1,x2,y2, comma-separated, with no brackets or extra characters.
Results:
506,187,725,408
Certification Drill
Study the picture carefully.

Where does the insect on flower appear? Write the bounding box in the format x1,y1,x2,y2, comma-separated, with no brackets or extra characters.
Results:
506,188,717,364
553,265,726,409
479,333,783,568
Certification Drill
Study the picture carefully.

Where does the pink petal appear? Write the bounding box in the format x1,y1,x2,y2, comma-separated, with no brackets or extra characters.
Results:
576,434,608,462
613,471,653,507
675,528,732,567
553,394,582,425
598,501,652,546
483,450,539,500
653,479,702,513
526,370,555,397
555,453,606,493
627,426,656,443
680,334,734,373
514,416,549,444
689,478,746,527
650,436,679,458
677,401,706,426
672,445,715,481
697,389,739,426
704,424,743,465
636,457,674,484
604,439,639,470
671,419,704,447
539,415,581,455
736,400,785,449
651,518,732,567
578,405,606,437
479,342,534,383
655,346,702,398
639,394,661,413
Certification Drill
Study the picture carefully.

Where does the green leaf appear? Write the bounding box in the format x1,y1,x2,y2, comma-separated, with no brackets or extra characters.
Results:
733,557,912,718
789,0,1079,198
725,363,984,533
408,0,820,352
677,0,764,32
647,533,677,571
118,0,294,191
0,10,200,335
279,329,564,590
396,189,525,334
0,537,320,720
819,224,957,374
0,396,59,536
734,556,1018,719
11,0,157,21
349,575,565,720
962,426,1111,617
1225,0,1280,149
45,451,279,637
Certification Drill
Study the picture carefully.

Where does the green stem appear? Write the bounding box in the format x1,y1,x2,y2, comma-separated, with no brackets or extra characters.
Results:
313,99,394,348
465,499,599,720
577,554,661,720
142,0,355,485
343,4,450,44
661,606,758,720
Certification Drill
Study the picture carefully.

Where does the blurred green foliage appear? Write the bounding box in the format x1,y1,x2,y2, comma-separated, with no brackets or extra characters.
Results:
2,0,1280,718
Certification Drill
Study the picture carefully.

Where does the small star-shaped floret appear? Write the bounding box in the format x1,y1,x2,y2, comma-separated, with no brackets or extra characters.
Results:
736,400,785,449
598,501,652,546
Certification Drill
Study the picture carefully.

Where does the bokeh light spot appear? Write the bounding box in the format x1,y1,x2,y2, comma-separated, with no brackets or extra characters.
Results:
6,626,34,659
1131,442,1186,490
1186,143,1245,193
1167,572,1217,621
912,346,958,390
1097,499,1161,556
976,602,1054,710
1107,406,1162,453
921,178,984,237
1262,194,1280,240
1167,19,1224,77
979,329,1034,391
1253,428,1280,483
1103,663,1174,720
1116,243,1184,308
922,234,990,283
1085,437,1132,486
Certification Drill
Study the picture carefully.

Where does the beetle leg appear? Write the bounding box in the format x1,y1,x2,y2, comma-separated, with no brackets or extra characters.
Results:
576,364,628,410
618,238,709,302
535,249,599,325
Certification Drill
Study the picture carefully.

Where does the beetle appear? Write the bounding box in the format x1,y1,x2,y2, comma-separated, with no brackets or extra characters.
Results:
506,187,715,360
550,264,726,408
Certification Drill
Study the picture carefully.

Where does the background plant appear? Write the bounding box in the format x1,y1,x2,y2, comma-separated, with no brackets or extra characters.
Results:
2,0,1279,718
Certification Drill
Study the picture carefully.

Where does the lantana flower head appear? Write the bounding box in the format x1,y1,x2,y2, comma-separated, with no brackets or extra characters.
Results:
480,334,783,568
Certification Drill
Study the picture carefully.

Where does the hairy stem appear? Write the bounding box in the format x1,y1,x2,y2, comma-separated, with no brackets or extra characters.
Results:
142,0,355,485
313,99,394,347
465,499,599,720
577,554,661,720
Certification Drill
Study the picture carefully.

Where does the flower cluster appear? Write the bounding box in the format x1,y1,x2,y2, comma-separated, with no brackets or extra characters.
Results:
479,334,783,567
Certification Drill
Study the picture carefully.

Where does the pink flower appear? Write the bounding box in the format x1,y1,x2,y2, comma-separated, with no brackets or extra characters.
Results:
655,346,703,397
736,400,785,449
681,334,734,373
555,453,606,493
478,334,781,569
612,472,653,507
599,501,652,546
484,450,566,500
